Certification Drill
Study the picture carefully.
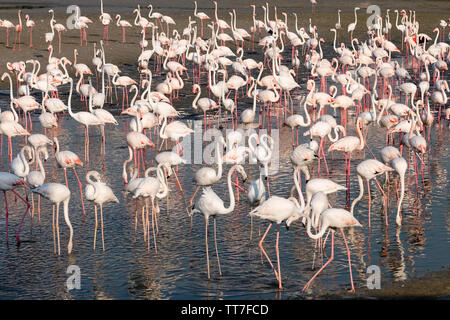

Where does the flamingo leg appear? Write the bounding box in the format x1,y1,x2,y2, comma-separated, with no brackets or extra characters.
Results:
275,223,282,289
190,186,200,206
4,191,9,245
213,216,222,276
173,169,183,191
58,31,61,53
100,204,105,251
52,204,56,254
258,222,280,282
93,204,98,250
73,167,86,216
367,179,371,229
56,202,60,255
303,230,334,291
64,168,68,187
374,177,388,226
205,215,211,279
341,229,355,292
12,189,31,244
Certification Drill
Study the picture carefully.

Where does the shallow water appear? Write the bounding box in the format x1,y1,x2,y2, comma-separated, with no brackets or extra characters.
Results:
0,1,449,300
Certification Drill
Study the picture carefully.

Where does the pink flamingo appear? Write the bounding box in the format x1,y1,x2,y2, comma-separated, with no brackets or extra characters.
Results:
0,171,30,244
53,136,86,217
127,116,156,177
301,208,362,292
66,78,102,161
116,15,132,43
192,84,219,130
13,10,22,51
189,165,247,279
0,19,15,47
99,0,112,44
25,14,35,47
112,74,137,109
328,117,365,189
1,73,30,162
190,137,225,205
194,1,210,38
251,194,306,289
351,159,394,228
32,183,73,255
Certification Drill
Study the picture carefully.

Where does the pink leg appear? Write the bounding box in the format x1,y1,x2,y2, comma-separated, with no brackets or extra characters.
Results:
367,179,371,229
64,168,68,187
12,189,31,243
258,223,280,282
275,224,282,289
73,168,86,216
374,177,388,226
4,191,9,244
303,230,334,291
58,31,61,53
341,229,355,292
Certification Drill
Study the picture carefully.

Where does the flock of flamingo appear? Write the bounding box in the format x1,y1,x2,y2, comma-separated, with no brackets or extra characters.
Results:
0,0,449,293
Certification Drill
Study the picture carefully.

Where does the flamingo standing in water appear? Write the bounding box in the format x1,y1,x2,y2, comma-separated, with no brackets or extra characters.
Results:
45,10,55,44
53,137,86,217
26,147,46,218
192,84,220,130
194,1,210,38
389,157,407,226
51,12,67,53
31,183,73,255
351,159,394,228
99,0,112,44
74,7,89,46
66,78,102,161
251,187,307,289
116,15,132,43
159,117,194,153
189,165,247,279
284,95,311,146
298,208,362,293
1,73,30,163
85,171,119,251
25,14,35,47
0,171,30,245
113,73,137,109
190,137,225,205
88,78,118,153
0,18,15,47
126,111,156,176
347,7,360,42
13,10,23,51
328,117,365,190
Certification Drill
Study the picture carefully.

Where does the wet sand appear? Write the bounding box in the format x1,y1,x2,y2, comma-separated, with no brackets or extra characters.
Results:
340,267,450,299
